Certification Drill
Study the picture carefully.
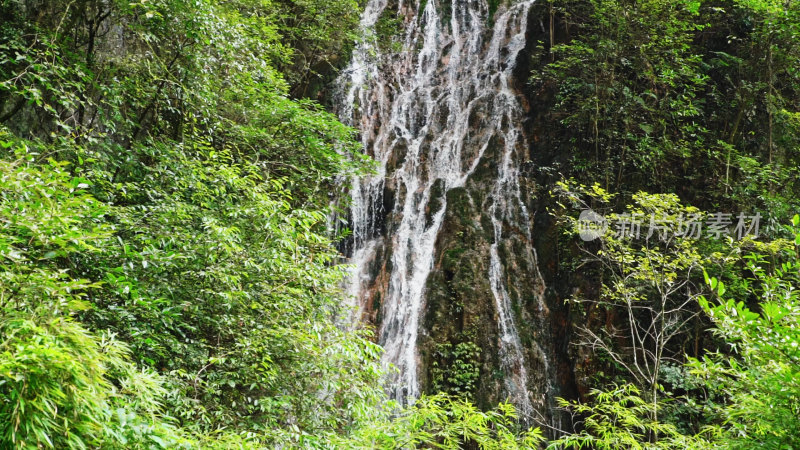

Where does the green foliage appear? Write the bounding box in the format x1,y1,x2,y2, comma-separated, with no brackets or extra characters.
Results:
330,394,545,449
431,340,482,396
0,147,195,448
268,0,364,95
550,384,702,449
554,182,708,399
534,0,800,218
487,0,501,20
80,141,385,442
691,218,800,448
550,212,800,448
0,0,551,446
0,0,382,444
536,0,710,193
374,9,405,54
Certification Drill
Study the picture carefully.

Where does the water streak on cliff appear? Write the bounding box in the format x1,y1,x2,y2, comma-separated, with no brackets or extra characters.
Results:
335,0,541,413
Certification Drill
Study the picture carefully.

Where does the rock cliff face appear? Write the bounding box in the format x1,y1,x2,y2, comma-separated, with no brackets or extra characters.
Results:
335,0,573,431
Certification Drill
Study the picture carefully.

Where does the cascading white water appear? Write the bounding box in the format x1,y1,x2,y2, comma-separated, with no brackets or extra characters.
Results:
336,0,540,411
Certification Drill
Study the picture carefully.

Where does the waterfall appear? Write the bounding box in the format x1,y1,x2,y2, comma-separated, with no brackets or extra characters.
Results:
335,0,542,414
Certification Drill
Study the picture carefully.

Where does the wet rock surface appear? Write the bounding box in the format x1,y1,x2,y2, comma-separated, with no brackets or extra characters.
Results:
334,0,577,433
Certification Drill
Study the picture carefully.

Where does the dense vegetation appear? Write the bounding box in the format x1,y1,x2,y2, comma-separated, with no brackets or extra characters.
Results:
0,0,798,448
534,0,800,218
536,0,800,447
0,0,543,447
